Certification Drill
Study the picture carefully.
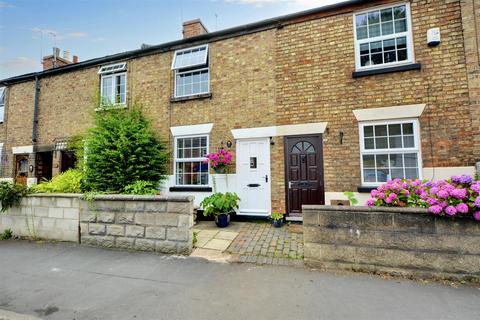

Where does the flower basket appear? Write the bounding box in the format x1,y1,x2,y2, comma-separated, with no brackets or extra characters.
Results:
205,149,233,174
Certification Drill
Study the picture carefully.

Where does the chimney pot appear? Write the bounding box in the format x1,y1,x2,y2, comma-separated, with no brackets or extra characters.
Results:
182,19,208,39
63,50,70,61
73,55,78,63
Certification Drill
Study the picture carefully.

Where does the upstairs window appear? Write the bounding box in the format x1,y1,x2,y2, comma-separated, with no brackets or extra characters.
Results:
98,63,127,106
0,87,5,123
172,45,210,98
359,119,421,186
354,3,414,70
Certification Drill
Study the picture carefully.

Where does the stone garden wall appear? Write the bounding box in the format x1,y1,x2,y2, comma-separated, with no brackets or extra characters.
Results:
0,194,80,242
79,195,194,254
0,194,194,255
303,206,480,281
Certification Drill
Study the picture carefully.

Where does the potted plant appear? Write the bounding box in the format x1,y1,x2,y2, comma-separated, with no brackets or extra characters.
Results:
200,192,240,228
204,149,233,174
270,212,284,228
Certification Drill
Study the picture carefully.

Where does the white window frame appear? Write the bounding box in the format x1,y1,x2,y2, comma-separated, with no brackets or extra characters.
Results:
173,134,210,187
100,72,127,107
174,67,210,98
353,2,415,71
172,44,210,98
98,62,127,75
0,87,5,123
359,118,422,187
171,44,209,70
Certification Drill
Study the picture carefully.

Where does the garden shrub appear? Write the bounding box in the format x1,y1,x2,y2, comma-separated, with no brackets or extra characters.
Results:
0,182,29,212
366,175,480,220
0,228,13,240
34,169,83,193
123,180,159,195
83,107,168,193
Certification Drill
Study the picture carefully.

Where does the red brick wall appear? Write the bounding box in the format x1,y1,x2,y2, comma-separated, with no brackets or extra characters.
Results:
274,0,474,207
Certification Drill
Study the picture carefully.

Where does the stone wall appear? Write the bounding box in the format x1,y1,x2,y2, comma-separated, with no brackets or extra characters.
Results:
80,195,194,254
0,194,195,255
303,205,480,281
0,194,80,242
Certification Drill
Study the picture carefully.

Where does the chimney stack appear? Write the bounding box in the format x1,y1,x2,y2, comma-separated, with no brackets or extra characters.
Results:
182,19,208,39
42,47,78,70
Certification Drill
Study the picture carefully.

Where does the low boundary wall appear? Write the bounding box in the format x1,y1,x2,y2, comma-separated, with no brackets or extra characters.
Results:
303,205,480,281
0,194,194,255
0,194,80,242
80,195,194,254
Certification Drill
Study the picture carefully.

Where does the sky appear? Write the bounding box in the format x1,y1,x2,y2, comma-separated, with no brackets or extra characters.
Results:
0,0,347,79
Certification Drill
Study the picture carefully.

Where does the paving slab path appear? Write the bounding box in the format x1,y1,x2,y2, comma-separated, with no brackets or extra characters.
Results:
1,241,479,320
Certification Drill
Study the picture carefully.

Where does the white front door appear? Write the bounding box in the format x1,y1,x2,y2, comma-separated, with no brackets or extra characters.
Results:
236,138,271,216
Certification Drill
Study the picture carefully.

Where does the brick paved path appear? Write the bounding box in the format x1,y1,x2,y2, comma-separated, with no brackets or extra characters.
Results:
227,222,304,267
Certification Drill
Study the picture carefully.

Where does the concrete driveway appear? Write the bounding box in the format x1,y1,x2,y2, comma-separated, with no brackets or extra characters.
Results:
0,241,479,320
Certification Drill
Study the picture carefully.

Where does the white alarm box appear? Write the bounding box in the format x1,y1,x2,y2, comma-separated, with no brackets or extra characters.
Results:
427,27,441,46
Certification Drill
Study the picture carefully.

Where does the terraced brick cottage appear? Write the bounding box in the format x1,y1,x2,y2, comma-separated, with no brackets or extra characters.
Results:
0,0,479,220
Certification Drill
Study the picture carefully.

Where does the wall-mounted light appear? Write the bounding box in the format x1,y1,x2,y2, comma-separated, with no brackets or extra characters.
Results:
270,137,275,146
221,140,234,149
29,165,34,173
339,131,344,145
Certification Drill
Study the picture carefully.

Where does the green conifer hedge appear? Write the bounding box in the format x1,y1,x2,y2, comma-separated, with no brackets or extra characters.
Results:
82,107,168,193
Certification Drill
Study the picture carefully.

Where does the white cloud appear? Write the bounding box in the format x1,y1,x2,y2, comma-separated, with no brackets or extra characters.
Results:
31,27,64,41
31,28,91,42
0,56,38,69
66,32,88,38
0,1,14,9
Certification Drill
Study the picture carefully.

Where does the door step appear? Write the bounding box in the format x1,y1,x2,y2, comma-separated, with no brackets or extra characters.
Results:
286,215,303,222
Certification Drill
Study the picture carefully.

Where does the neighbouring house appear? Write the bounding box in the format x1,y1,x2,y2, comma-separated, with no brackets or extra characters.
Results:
0,0,479,220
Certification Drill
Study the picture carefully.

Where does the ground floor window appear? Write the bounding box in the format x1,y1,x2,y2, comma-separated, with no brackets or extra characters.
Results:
174,135,209,186
359,119,421,185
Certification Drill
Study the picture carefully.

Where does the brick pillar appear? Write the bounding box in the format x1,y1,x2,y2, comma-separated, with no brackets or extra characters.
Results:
461,0,480,161
52,150,62,177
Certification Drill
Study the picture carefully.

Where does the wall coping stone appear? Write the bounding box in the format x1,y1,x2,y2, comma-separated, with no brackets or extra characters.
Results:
27,193,194,202
303,205,427,214
28,193,83,198
303,205,478,221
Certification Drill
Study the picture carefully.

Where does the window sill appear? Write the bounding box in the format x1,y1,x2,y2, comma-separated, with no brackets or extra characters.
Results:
170,93,212,103
352,63,422,78
95,104,127,112
357,186,378,193
169,186,213,192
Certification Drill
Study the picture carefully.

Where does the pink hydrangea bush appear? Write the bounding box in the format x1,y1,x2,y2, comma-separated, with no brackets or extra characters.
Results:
204,149,233,172
366,175,480,221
